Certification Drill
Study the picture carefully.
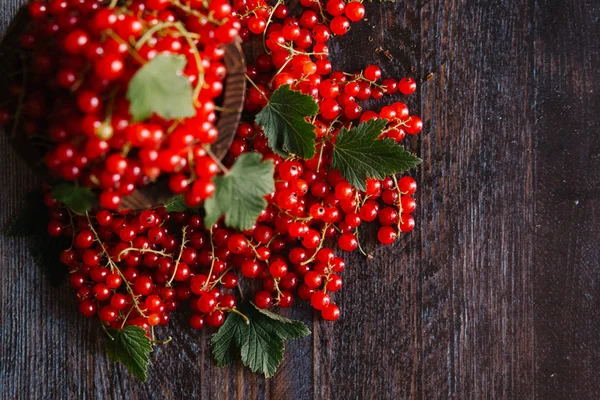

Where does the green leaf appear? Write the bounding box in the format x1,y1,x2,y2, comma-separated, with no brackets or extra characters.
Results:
331,119,423,191
204,152,274,230
127,54,196,122
5,191,70,285
211,303,310,377
105,325,153,382
51,183,96,214
163,195,187,212
255,84,319,159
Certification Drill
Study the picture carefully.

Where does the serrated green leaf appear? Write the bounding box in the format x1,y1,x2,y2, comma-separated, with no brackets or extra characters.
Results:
163,195,187,212
105,326,153,382
211,312,246,367
331,119,423,191
5,191,70,284
127,54,196,122
211,302,311,377
255,85,319,159
51,183,96,214
204,152,274,230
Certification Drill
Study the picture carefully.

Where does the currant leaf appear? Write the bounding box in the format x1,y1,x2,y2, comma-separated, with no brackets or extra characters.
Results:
255,84,319,159
331,119,423,191
163,195,187,212
211,302,310,377
127,54,196,123
51,183,96,214
203,152,275,231
105,325,153,382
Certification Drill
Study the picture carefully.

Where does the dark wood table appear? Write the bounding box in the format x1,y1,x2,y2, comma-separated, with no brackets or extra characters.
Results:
1,0,599,399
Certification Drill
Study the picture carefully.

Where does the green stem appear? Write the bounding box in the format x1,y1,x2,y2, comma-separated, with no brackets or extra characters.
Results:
229,307,250,325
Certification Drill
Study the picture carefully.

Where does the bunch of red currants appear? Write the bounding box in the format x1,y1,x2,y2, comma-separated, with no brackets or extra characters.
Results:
4,0,422,334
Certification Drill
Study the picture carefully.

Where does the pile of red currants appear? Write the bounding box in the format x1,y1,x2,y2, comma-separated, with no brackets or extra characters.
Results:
3,0,422,335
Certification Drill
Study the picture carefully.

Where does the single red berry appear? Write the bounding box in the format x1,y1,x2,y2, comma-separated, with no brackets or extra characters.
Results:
322,303,340,321
338,233,358,252
79,300,97,317
206,310,225,327
398,176,417,194
197,293,218,314
310,291,330,310
99,306,118,323
398,77,417,95
377,226,397,245
255,291,272,309
344,2,365,22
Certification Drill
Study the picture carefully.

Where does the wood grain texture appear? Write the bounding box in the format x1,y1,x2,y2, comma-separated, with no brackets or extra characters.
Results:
1,0,599,399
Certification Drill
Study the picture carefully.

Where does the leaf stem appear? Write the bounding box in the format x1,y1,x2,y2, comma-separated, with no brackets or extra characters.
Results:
101,322,115,340
229,307,250,325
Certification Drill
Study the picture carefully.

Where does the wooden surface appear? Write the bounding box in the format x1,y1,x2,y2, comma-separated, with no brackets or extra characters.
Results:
1,0,599,399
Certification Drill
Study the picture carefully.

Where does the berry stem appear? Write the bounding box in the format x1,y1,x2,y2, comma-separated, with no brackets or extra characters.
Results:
117,247,172,261
166,225,188,287
105,30,147,65
169,0,224,26
244,73,269,102
85,212,148,318
203,144,229,175
300,223,330,265
151,336,173,345
262,0,285,53
391,174,404,234
171,22,206,106
202,227,217,291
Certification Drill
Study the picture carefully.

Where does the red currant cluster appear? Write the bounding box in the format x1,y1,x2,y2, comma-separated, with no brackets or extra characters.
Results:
1,0,239,209
12,0,423,338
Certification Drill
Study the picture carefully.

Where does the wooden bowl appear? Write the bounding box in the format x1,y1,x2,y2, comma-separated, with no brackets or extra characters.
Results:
0,6,246,211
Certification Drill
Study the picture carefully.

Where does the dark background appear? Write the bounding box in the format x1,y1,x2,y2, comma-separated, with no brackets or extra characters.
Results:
1,0,600,399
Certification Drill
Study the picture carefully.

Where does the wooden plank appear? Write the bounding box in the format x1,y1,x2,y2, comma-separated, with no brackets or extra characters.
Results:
419,1,537,398
532,1,600,398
